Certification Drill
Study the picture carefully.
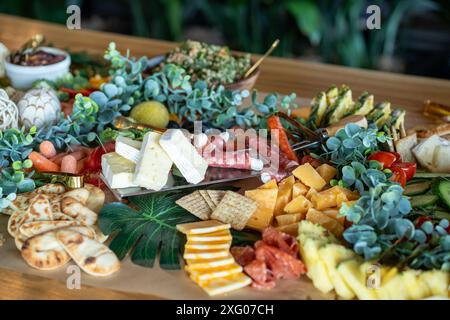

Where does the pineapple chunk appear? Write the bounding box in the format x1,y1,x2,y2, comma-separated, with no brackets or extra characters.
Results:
319,244,357,299
284,195,311,214
419,270,449,297
377,267,410,300
402,269,431,300
298,221,339,294
337,260,378,300
299,236,335,293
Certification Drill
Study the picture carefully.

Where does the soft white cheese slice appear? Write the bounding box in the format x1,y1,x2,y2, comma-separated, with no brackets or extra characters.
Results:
133,131,173,191
115,136,142,163
432,144,450,172
159,129,208,184
101,152,138,189
412,135,442,169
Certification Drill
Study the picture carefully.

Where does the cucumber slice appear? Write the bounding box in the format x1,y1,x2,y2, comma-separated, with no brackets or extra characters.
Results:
404,181,431,196
435,180,450,209
413,172,450,178
410,195,438,208
433,210,450,221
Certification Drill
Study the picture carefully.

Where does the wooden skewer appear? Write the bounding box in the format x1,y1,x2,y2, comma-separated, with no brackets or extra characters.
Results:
244,39,279,78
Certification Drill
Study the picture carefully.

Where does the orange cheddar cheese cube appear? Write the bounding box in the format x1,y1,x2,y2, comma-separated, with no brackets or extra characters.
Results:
292,163,327,191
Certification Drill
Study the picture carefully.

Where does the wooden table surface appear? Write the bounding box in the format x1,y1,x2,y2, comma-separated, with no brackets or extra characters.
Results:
0,13,449,300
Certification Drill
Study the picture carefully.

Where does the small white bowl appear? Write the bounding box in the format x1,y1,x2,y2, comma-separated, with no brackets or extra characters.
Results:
5,47,71,89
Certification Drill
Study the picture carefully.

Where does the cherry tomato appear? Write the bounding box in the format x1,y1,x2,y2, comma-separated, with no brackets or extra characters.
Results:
415,216,431,228
390,162,417,181
83,141,115,172
368,151,397,169
392,152,402,163
300,155,322,168
390,166,407,187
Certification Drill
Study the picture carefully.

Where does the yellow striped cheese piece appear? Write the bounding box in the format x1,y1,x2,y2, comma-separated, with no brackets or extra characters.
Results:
198,273,252,296
189,263,243,283
177,220,230,235
187,230,232,242
185,255,235,270
183,248,230,260
185,240,231,250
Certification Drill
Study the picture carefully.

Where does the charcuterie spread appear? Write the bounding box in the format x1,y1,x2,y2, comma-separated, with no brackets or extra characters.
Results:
0,36,448,300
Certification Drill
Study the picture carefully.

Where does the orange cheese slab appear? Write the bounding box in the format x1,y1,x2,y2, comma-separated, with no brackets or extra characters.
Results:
274,175,295,216
245,188,278,231
292,163,327,191
186,254,235,270
177,220,230,235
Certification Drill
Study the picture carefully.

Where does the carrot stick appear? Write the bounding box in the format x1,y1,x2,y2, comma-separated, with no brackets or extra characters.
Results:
29,151,60,172
267,115,299,162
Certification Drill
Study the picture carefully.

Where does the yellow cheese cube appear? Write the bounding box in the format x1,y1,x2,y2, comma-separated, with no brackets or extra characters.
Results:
275,213,303,226
326,186,359,201
292,181,309,198
316,163,337,184
274,175,295,216
284,195,311,214
276,222,299,236
306,208,344,237
322,209,345,225
292,163,327,191
258,179,278,189
305,187,318,200
245,188,278,231
310,192,337,210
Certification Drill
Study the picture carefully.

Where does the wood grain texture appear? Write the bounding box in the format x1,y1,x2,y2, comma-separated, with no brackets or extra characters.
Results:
0,268,156,300
0,14,450,300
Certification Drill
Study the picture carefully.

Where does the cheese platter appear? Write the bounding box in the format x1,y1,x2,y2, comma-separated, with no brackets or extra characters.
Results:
0,36,449,300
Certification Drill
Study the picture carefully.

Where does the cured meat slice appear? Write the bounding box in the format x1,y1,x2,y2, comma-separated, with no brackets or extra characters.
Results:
262,227,299,258
230,246,255,267
244,259,276,289
255,242,307,280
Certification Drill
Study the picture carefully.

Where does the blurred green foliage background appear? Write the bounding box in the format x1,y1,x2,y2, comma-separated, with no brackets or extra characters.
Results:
0,0,449,79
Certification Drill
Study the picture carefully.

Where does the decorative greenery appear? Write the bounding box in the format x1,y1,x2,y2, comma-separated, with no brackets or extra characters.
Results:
326,124,449,270
95,42,297,129
98,191,199,269
322,123,389,169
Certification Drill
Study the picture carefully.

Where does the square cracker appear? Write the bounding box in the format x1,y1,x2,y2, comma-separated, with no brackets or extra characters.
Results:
176,191,211,220
199,190,216,210
210,191,257,230
206,190,226,207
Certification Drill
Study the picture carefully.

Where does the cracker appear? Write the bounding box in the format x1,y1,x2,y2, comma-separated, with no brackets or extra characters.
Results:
176,191,211,220
206,190,226,207
199,190,216,210
210,191,257,230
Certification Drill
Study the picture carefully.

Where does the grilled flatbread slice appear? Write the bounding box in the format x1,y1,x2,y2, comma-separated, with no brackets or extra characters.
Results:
62,188,90,205
36,183,65,194
8,210,25,237
61,197,97,226
84,184,105,213
56,229,120,277
21,231,71,270
19,220,82,239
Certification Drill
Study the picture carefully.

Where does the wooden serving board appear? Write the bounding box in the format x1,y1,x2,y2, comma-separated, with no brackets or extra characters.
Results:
0,13,449,300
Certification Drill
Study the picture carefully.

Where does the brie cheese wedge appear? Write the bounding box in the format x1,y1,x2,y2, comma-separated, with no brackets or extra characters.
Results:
101,152,137,189
115,136,142,163
160,129,208,184
133,132,172,191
